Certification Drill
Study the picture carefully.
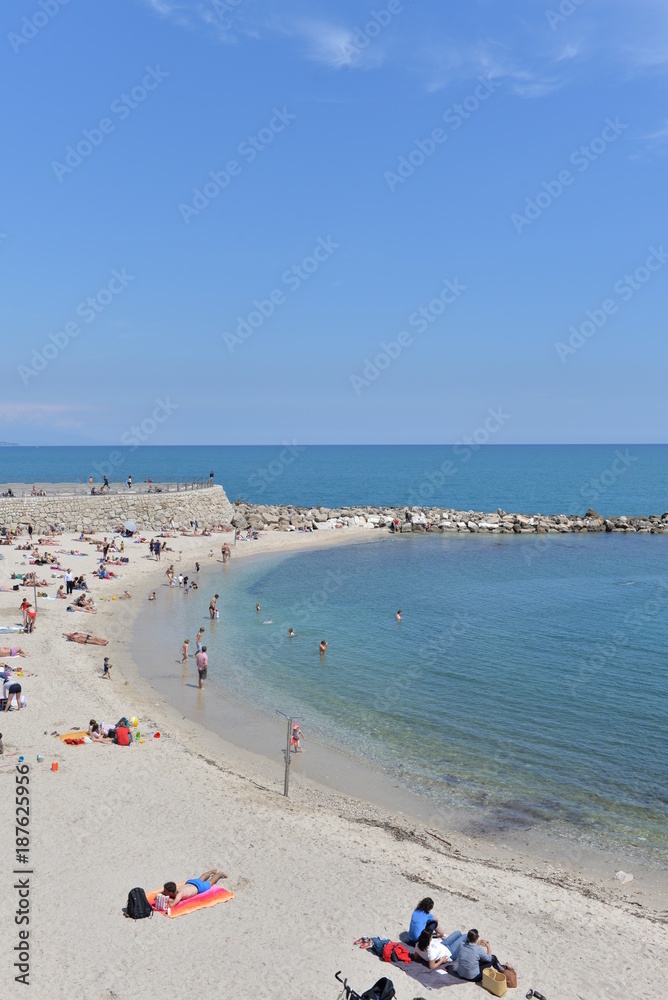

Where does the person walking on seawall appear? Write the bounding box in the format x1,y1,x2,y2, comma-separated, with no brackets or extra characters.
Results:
209,470,214,483
126,475,132,489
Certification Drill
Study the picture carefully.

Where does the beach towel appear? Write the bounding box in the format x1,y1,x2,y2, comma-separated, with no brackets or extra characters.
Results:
146,883,234,918
59,730,89,744
369,944,464,990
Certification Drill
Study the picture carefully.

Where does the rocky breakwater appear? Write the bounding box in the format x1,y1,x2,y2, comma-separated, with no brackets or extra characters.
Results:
231,502,668,535
0,485,235,533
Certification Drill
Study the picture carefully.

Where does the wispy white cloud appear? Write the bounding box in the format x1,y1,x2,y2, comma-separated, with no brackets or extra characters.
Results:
289,19,385,70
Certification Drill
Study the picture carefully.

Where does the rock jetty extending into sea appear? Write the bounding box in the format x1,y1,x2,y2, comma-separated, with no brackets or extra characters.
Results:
231,502,668,535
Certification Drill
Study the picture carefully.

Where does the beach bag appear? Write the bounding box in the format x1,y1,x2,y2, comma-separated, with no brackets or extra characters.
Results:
360,978,395,1000
482,966,508,996
126,887,152,920
504,966,517,989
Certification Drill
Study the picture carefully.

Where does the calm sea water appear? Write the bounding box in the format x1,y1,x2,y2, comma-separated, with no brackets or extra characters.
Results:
150,533,668,858
0,444,667,516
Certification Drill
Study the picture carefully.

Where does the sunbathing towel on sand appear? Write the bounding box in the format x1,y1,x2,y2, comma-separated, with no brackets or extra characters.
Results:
146,883,234,918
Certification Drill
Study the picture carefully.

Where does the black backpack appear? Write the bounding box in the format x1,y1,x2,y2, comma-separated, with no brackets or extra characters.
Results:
361,978,395,1000
126,887,153,919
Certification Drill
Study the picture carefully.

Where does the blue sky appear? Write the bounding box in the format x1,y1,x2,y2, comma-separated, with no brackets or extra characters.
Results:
1,0,667,445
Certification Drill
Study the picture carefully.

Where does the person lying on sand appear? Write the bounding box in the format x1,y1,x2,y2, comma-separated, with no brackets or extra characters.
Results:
0,647,28,658
162,868,228,907
63,633,109,646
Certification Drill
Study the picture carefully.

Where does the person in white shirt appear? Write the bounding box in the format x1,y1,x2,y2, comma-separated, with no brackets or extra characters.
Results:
414,926,465,970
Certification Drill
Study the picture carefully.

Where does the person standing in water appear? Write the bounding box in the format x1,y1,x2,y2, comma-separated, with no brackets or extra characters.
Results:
196,646,208,689
319,640,327,655
209,594,219,619
396,610,402,621
196,627,205,652
180,639,189,664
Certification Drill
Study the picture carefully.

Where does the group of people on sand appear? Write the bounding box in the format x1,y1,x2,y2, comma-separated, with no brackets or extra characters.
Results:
356,896,508,981
408,897,507,980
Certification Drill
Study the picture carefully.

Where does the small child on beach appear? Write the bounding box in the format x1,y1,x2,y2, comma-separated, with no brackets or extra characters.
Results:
290,723,304,753
102,657,112,680
181,639,189,663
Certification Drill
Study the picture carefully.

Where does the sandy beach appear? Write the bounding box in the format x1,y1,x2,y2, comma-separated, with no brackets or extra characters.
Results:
0,526,665,1000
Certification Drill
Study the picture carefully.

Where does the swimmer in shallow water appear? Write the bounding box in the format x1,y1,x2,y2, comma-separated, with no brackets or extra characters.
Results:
396,610,402,621
319,640,327,655
288,628,295,638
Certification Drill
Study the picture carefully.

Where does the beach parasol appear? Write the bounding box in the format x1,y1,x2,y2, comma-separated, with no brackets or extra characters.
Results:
124,520,137,534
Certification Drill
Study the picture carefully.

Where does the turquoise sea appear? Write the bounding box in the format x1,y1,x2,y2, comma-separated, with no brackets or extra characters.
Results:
3,445,667,855
147,531,668,859
1,443,667,516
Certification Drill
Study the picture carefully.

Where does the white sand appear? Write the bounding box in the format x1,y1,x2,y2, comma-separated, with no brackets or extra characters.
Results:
0,528,665,1000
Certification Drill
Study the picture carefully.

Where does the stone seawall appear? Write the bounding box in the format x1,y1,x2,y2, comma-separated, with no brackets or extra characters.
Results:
231,502,668,535
0,485,234,532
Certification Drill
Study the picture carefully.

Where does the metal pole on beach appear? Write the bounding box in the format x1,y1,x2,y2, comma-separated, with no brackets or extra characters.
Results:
276,711,302,797
284,716,292,796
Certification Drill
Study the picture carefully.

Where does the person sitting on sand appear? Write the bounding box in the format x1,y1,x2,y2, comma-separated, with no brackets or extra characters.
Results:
415,925,465,970
88,720,112,742
63,632,109,646
162,868,228,908
148,592,156,601
408,897,447,944
452,929,505,982
56,585,66,599
0,647,28,658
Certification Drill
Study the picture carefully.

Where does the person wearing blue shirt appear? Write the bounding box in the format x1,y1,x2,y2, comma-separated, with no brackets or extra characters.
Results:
408,897,446,944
